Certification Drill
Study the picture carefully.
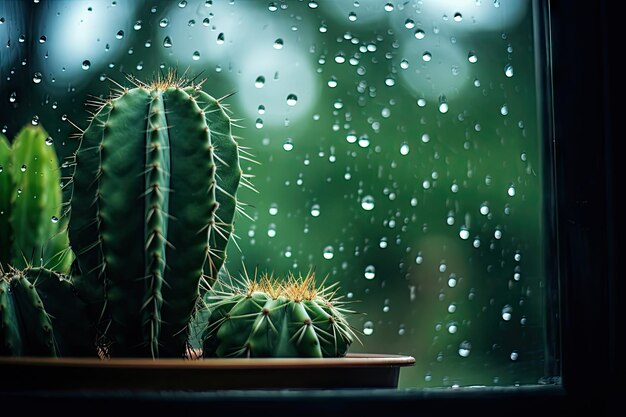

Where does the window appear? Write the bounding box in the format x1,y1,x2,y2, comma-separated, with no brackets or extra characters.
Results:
0,0,617,413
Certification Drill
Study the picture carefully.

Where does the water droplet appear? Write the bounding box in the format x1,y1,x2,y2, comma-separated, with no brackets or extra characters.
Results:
479,203,489,215
385,77,395,87
414,29,425,39
282,139,294,151
334,53,346,64
507,185,516,197
504,64,514,77
20,164,27,172
405,19,415,29
323,246,334,260
286,94,298,106
361,195,375,211
364,265,376,280
51,216,58,223
459,226,470,240
254,75,266,88
363,321,374,335
327,76,338,88
500,104,509,116
357,135,370,148
268,203,278,216
453,12,463,22
308,1,318,8
447,322,458,334
273,38,284,49
163,36,172,48
133,20,142,30
422,51,432,62
32,72,42,84
400,59,409,70
178,0,187,7
82,60,91,70
458,341,471,357
39,35,47,43
9,91,16,102
31,115,39,125
255,118,264,128
159,18,169,28
348,11,357,21
216,33,225,44
116,30,124,39
468,51,478,63
268,2,278,11
417,98,426,107
400,142,410,155
45,136,53,145
201,17,210,26
192,51,200,61
310,204,320,217
384,3,394,11
510,351,519,361
438,95,448,113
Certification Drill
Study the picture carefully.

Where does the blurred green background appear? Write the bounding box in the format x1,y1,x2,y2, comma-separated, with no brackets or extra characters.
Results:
0,0,555,388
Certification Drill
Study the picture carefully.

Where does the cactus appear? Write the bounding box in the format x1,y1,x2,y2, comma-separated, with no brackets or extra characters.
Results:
0,267,93,357
199,271,358,358
0,125,73,273
68,71,248,358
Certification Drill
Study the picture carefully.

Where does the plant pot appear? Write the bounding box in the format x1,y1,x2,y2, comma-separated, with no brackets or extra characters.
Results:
0,353,414,390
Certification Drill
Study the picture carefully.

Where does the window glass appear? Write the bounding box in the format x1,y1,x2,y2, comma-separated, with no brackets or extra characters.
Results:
0,0,556,388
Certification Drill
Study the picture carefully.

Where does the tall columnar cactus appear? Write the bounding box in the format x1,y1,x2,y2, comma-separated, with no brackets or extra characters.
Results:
0,126,73,273
199,271,358,358
69,72,247,358
0,267,94,357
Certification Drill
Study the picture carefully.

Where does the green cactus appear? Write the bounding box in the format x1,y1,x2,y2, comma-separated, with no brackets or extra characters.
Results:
68,71,247,358
0,267,95,357
199,271,358,358
0,126,73,273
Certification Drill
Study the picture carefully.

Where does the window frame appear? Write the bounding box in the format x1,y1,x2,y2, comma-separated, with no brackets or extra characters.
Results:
0,0,618,415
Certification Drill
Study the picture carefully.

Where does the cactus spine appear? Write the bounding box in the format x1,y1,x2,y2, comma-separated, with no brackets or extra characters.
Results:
69,72,244,358
200,271,358,358
0,126,72,273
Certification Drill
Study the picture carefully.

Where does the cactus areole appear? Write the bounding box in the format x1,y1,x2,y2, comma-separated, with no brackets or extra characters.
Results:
69,72,243,358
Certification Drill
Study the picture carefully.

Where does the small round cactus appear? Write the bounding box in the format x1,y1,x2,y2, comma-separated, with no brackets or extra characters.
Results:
199,270,359,358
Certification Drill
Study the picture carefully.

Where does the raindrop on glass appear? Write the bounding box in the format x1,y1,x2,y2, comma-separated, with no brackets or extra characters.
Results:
116,30,124,39
273,38,284,49
361,195,375,211
51,216,58,223
364,265,376,280
255,75,265,88
282,139,294,151
163,36,172,48
310,204,320,217
192,51,200,61
323,246,334,260
414,29,425,39
32,72,42,84
159,18,169,28
82,60,91,70
468,51,477,63
504,63,514,77
286,94,298,106
216,33,225,44
45,136,53,145
363,321,374,335
422,51,432,62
